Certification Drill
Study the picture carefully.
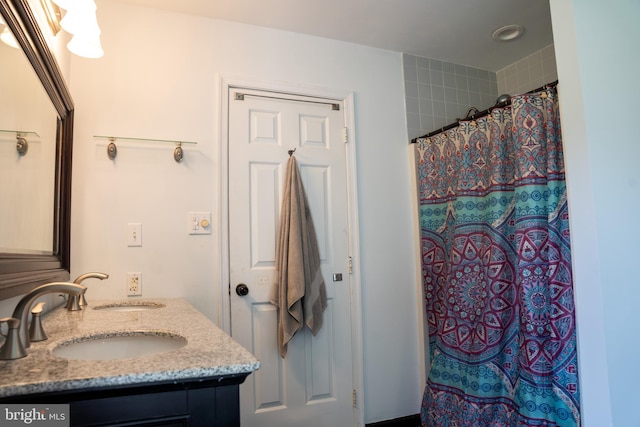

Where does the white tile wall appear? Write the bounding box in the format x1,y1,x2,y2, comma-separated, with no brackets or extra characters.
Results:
496,44,558,96
403,55,498,140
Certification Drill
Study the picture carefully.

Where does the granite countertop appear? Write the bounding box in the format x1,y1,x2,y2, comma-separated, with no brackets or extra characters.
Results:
0,298,260,398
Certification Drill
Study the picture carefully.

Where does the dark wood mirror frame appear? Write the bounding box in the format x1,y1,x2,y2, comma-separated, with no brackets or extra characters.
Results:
0,0,73,299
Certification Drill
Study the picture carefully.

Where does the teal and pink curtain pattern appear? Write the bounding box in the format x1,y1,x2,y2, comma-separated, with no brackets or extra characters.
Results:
416,88,580,427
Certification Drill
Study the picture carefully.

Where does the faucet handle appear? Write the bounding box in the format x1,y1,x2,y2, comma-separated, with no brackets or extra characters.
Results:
64,292,84,311
31,302,46,315
0,317,27,360
0,317,20,330
29,302,48,342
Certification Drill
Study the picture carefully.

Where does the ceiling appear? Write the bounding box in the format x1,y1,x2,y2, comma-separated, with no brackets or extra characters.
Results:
110,0,553,72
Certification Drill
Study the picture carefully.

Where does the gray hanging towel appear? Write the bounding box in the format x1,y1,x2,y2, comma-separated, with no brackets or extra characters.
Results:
270,155,327,358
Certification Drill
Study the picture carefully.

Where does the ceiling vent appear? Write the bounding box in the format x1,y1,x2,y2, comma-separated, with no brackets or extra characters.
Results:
491,24,525,42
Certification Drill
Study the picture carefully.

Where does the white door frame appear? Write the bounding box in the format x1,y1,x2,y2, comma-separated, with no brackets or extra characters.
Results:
217,75,365,426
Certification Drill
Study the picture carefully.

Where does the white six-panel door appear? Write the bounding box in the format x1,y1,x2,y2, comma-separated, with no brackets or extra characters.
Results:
228,88,354,427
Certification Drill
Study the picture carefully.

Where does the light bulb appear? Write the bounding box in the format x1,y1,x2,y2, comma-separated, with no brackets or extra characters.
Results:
60,9,101,36
67,33,103,58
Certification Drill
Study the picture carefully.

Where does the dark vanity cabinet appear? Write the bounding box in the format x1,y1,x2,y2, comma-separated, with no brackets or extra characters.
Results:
0,374,248,427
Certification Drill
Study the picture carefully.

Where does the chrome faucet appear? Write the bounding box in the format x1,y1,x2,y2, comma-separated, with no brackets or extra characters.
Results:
0,282,86,359
64,272,109,310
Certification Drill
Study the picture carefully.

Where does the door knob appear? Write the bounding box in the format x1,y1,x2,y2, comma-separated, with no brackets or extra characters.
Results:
236,284,249,296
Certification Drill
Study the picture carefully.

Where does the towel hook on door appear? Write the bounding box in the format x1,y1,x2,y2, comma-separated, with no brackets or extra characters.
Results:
288,148,296,157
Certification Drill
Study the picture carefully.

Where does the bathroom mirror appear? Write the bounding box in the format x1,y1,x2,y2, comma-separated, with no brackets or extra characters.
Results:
0,0,73,299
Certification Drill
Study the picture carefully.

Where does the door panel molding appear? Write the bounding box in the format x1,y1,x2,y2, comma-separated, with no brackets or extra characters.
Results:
250,302,285,411
249,161,281,268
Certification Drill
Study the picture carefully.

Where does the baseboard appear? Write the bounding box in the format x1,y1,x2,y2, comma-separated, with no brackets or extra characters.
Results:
365,414,421,427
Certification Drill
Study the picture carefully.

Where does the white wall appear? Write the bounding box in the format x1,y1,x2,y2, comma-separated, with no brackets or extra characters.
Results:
68,0,420,423
550,0,640,426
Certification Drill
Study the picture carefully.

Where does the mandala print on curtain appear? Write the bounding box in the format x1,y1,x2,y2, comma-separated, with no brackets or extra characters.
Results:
416,88,580,427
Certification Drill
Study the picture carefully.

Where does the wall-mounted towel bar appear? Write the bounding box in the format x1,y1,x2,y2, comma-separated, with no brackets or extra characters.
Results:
93,135,197,163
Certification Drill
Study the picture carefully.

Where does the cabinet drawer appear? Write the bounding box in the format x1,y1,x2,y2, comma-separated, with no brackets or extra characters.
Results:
71,390,188,426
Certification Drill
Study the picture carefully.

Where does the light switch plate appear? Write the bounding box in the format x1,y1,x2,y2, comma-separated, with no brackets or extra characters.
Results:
127,223,142,247
188,212,212,235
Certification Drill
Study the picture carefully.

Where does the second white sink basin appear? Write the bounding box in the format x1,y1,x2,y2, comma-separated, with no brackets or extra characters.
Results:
52,331,187,360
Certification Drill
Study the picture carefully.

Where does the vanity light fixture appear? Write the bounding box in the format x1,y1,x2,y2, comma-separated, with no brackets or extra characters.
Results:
51,0,104,58
59,0,98,35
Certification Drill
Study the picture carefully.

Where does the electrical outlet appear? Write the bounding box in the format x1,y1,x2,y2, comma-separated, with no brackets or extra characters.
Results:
127,272,142,296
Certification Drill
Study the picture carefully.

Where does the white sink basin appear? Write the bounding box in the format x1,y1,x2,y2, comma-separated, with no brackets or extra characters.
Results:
52,332,187,360
93,301,166,312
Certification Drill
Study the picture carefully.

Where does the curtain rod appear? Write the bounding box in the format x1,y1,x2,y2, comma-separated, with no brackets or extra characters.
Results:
410,80,559,144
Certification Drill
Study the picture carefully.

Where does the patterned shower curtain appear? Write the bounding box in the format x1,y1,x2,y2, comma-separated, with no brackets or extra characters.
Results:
415,88,580,427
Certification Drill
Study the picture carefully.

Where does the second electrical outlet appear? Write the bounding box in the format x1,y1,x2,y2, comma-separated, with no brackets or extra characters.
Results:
127,272,142,296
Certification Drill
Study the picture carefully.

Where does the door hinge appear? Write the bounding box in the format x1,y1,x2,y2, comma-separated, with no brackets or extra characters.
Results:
343,127,348,144
352,389,357,407
348,256,353,274
228,283,231,295
234,92,245,101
